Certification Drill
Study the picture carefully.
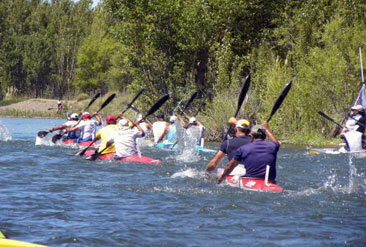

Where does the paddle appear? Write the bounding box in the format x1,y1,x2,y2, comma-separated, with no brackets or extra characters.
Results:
52,93,115,143
193,90,211,117
86,146,109,161
266,79,293,122
318,111,343,129
180,91,198,115
76,90,144,156
88,94,170,161
223,73,251,140
37,92,101,139
121,88,145,114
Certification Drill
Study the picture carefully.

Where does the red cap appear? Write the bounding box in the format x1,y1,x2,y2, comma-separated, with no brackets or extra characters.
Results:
82,112,91,119
106,115,116,123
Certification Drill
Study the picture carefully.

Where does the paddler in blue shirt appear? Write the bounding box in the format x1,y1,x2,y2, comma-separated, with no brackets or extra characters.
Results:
340,105,366,150
205,118,251,172
218,121,280,183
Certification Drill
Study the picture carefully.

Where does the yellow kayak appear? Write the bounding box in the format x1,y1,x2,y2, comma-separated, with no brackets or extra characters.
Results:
0,232,47,247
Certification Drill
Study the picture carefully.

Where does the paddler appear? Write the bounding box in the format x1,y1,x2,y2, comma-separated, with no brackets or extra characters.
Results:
90,115,119,155
340,104,366,150
136,113,152,142
218,121,280,184
152,113,169,143
177,115,205,146
65,111,102,143
205,118,251,172
105,114,145,159
49,113,80,140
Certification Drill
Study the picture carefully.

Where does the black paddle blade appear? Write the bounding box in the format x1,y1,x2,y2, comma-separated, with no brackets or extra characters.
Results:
52,134,63,143
234,73,251,117
130,105,140,113
122,88,145,114
194,90,212,117
145,94,170,118
37,131,49,138
181,91,198,114
266,80,293,122
99,93,116,111
318,111,343,129
86,92,101,110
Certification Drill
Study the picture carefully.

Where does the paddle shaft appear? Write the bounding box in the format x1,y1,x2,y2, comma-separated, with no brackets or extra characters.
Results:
318,111,343,129
122,88,145,114
140,94,170,122
223,73,251,140
360,47,364,85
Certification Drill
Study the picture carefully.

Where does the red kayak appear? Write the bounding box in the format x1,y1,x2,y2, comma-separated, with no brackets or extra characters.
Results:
63,139,97,147
217,168,283,192
84,150,162,164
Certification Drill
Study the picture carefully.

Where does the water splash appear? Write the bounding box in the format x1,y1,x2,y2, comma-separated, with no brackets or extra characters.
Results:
0,121,12,141
174,121,201,163
35,135,56,146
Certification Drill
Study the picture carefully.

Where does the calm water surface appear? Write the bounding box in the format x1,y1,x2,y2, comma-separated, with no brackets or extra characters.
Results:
0,117,365,247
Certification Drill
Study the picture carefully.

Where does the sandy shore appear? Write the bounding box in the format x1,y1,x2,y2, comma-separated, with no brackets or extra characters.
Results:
0,99,62,113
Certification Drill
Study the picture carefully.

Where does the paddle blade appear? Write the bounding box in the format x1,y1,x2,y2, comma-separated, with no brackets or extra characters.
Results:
52,134,63,143
194,90,212,117
85,92,101,110
145,94,170,119
97,93,116,113
181,91,198,114
130,105,140,113
122,88,145,114
266,80,292,122
37,131,49,138
234,73,251,117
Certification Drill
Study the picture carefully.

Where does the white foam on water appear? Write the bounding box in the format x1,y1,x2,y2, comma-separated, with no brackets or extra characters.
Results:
35,135,56,146
173,121,201,163
0,122,12,141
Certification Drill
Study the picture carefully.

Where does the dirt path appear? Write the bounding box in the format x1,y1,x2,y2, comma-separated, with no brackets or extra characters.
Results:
0,99,72,113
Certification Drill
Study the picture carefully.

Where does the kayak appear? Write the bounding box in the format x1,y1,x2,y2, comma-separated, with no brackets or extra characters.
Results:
155,142,216,153
308,148,347,155
217,168,284,192
0,232,47,247
84,150,162,164
63,139,97,147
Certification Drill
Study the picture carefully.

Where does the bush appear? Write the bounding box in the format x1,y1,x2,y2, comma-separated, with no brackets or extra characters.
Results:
75,93,90,102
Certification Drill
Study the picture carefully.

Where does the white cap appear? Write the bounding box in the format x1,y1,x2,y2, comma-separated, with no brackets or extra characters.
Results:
71,113,78,119
189,117,197,124
136,114,143,121
118,119,129,127
351,105,364,112
169,116,177,123
346,119,356,130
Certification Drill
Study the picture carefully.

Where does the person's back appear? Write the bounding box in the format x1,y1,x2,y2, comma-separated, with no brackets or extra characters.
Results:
96,124,119,154
77,112,101,142
234,140,279,180
218,121,280,184
152,113,167,143
112,119,144,158
186,117,204,145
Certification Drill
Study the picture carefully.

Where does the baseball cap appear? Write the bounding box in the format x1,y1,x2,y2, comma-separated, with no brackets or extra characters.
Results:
351,105,364,112
169,116,177,123
251,124,266,135
82,112,91,119
156,113,164,120
235,119,250,128
106,115,116,123
189,117,197,124
70,113,78,120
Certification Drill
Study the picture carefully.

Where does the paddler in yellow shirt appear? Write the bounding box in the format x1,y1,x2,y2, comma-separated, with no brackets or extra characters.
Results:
92,115,119,154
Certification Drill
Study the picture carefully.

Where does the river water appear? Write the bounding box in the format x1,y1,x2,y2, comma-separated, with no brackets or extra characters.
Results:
0,117,365,247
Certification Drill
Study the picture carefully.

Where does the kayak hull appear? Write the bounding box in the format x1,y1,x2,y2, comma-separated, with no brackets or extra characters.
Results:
217,168,284,192
84,150,162,164
63,139,97,147
156,142,216,153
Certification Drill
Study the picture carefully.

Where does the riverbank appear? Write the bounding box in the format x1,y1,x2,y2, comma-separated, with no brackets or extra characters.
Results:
0,97,343,146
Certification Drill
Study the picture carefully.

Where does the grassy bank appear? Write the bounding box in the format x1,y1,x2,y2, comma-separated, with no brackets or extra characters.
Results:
0,93,343,146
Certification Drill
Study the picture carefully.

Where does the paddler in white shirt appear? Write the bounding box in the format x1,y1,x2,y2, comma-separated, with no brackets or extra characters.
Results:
177,115,205,146
49,113,81,140
105,114,145,159
65,112,102,143
152,113,169,143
